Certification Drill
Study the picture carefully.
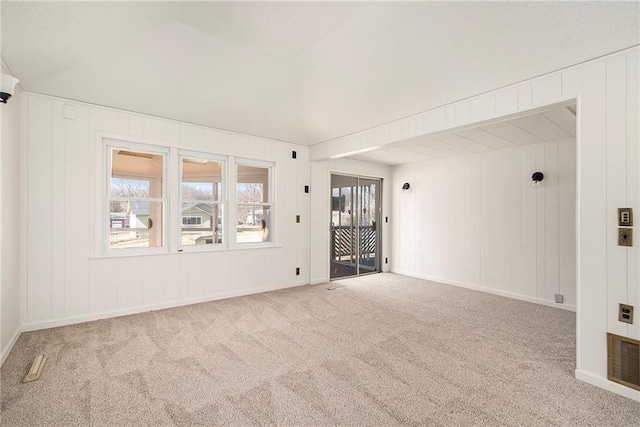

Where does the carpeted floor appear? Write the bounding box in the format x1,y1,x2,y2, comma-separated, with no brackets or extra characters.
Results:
2,273,639,426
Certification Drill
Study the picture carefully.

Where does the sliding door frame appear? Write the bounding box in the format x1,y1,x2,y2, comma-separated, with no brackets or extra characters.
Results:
329,171,383,280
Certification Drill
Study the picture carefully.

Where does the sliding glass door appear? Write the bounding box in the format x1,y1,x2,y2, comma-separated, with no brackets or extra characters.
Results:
330,174,381,279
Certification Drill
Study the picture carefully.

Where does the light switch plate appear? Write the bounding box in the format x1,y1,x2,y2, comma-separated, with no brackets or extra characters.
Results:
619,228,633,247
619,208,633,226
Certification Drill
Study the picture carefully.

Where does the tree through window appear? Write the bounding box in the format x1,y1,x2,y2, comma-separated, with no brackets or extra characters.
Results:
236,162,273,243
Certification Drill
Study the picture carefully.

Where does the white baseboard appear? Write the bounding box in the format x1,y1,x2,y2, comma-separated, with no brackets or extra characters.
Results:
392,270,576,312
23,281,309,332
575,369,640,402
310,278,329,285
1,326,22,367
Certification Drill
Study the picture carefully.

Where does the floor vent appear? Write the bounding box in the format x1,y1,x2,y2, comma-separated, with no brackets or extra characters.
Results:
23,354,46,383
608,333,640,391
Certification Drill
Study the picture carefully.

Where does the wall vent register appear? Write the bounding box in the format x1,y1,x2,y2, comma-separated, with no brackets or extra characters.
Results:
608,333,640,391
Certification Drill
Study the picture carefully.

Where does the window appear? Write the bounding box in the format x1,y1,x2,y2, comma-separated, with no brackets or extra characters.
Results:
106,144,167,252
236,161,273,244
182,216,203,226
102,139,278,255
180,153,225,248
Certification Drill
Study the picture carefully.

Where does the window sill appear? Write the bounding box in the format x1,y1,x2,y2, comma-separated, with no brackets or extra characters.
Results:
90,244,282,259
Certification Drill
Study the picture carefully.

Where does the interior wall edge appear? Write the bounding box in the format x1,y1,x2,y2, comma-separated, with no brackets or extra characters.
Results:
19,90,308,148
311,45,639,162
391,270,576,313
0,326,22,367
575,369,640,403
21,279,309,334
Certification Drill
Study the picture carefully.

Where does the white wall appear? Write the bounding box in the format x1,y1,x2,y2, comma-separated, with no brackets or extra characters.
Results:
313,46,640,401
10,46,640,401
20,92,310,331
1,65,22,364
310,158,391,284
392,138,576,309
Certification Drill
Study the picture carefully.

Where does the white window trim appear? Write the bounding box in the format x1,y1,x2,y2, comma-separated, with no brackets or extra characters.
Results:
103,139,169,256
233,157,276,248
178,150,228,253
94,135,280,258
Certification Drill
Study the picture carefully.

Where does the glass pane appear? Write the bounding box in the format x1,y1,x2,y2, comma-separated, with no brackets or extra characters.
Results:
358,179,380,274
182,158,223,202
237,164,269,203
110,148,163,197
330,174,358,279
109,201,163,249
110,177,151,198
237,205,270,243
181,202,223,246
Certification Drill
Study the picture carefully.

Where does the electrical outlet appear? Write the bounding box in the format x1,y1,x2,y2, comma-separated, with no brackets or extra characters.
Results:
292,150,297,159
295,267,300,276
554,294,564,304
296,215,300,223
304,185,309,193
385,257,388,264
619,304,634,324
619,228,633,247
385,216,388,223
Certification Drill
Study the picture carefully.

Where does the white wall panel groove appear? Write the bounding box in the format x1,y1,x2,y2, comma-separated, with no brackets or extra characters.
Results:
626,50,640,341
606,55,629,338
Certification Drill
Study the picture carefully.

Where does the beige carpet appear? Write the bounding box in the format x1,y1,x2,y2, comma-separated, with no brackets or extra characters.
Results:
2,273,639,426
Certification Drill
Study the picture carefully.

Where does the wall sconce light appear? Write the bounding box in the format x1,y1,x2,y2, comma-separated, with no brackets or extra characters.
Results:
0,74,20,104
402,182,410,191
532,172,544,187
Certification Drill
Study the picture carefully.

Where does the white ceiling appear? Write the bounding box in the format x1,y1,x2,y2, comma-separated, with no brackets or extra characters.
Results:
1,2,638,145
350,106,576,166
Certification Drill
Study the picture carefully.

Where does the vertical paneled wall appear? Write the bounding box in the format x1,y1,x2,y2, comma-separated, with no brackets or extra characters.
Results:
384,47,638,399
391,139,577,308
21,93,310,330
576,50,639,390
1,78,22,364
309,158,391,284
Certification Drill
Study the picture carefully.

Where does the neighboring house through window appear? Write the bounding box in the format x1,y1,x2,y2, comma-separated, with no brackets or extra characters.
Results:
180,152,225,249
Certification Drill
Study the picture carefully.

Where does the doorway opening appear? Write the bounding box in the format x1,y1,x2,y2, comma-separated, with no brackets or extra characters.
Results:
330,174,382,279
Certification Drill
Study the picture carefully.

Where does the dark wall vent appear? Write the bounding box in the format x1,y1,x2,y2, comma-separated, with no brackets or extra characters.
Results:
608,333,640,391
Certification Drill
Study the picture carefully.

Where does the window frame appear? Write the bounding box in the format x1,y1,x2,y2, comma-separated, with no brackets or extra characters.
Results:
178,150,228,252
103,139,169,256
234,158,275,247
